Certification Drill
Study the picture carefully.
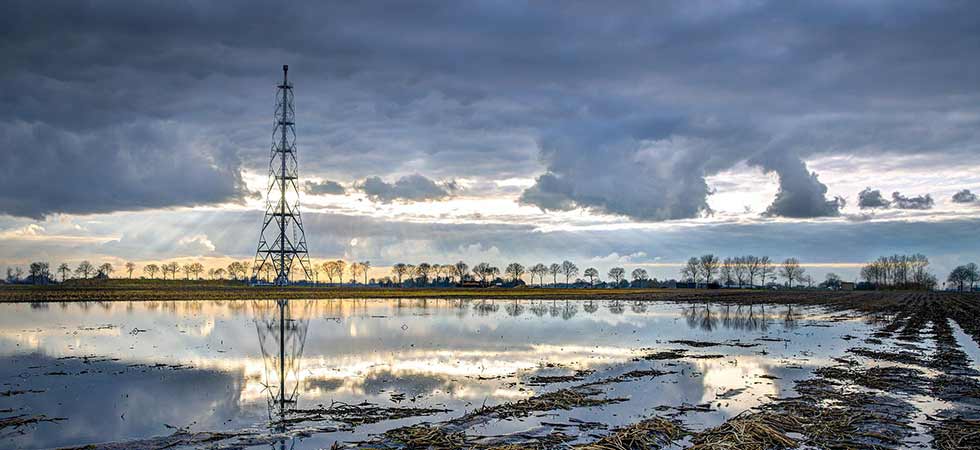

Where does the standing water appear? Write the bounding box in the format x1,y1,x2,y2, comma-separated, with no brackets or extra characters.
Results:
0,299,872,449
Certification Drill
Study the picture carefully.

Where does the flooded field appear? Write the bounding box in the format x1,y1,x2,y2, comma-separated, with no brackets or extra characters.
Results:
0,296,978,449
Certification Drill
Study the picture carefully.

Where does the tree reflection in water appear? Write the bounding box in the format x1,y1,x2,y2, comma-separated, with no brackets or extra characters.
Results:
530,300,548,317
584,300,599,314
682,304,804,332
252,299,312,449
561,300,578,320
630,300,648,314
505,300,525,317
474,299,499,315
608,300,625,315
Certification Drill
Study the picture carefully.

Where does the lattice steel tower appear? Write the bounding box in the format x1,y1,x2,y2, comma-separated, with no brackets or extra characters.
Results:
253,65,312,285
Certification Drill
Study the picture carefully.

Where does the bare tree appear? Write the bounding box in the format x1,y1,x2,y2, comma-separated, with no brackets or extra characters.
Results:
348,262,362,284
967,263,980,290
321,261,333,283
322,260,343,284
720,258,734,287
443,263,456,282
452,261,469,283
57,263,71,282
681,257,700,284
732,256,748,287
584,267,599,286
946,263,977,291
97,262,114,279
608,267,626,285
162,262,180,280
430,264,443,283
779,258,804,287
862,254,935,290
486,265,501,282
75,260,95,279
468,262,486,283
144,263,160,279
391,263,409,284
261,262,274,282
631,268,648,282
190,262,204,279
560,260,579,285
746,256,763,287
334,261,347,284
226,262,242,280
214,267,226,280
699,254,720,285
429,264,442,283
548,263,561,286
757,257,773,287
505,263,525,282
29,262,50,284
415,262,432,285
529,263,548,286
125,262,136,279
360,261,371,284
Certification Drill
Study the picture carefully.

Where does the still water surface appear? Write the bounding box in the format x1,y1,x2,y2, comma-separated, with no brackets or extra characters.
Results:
0,299,870,449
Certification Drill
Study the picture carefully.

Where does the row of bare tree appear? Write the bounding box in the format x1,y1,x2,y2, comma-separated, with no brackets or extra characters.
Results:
7,261,123,283
6,254,971,291
679,255,806,287
859,254,937,290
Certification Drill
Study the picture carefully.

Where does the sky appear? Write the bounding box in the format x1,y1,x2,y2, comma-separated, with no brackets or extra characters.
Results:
2,1,980,283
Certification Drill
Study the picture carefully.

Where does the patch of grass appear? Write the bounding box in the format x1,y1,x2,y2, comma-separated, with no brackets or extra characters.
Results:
575,416,687,450
379,424,467,449
689,411,797,450
462,387,627,422
288,400,451,427
930,416,980,450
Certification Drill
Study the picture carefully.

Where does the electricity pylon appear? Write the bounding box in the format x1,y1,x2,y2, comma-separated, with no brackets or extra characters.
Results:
253,65,312,285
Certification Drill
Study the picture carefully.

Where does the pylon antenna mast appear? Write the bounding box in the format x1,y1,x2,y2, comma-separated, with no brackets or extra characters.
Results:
253,65,313,285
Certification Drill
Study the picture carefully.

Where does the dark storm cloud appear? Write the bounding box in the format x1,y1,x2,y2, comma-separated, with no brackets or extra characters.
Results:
519,117,714,220
952,189,978,204
2,1,980,219
858,188,891,209
752,150,844,218
304,180,346,196
0,121,247,219
356,174,454,203
891,192,935,210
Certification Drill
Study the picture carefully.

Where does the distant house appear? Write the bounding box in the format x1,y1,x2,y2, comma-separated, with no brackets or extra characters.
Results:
458,280,484,288
839,282,856,291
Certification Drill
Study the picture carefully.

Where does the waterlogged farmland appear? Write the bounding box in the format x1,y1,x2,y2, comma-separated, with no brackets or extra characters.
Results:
0,295,978,449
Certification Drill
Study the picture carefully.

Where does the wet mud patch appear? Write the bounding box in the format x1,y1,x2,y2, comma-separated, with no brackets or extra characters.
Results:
0,414,66,432
287,401,451,427
574,416,686,449
455,387,627,424
525,369,595,386
814,365,929,395
688,375,918,449
0,389,44,397
929,415,980,450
